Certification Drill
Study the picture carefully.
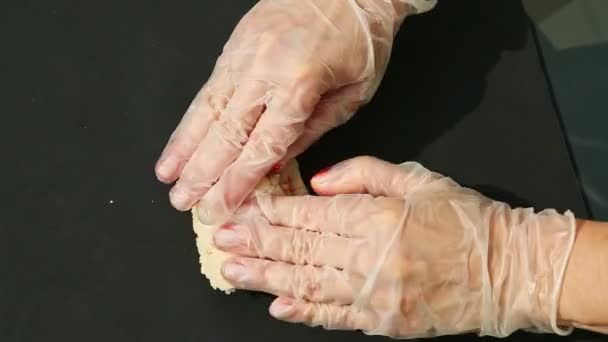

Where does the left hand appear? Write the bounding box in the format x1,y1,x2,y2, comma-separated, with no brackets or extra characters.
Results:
211,156,576,338
154,0,422,224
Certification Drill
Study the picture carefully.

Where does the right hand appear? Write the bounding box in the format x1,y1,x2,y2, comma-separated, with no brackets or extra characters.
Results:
213,156,577,338
155,0,429,224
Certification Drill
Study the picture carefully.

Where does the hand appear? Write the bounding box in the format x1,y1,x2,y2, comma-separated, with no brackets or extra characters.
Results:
212,156,576,338
155,0,434,224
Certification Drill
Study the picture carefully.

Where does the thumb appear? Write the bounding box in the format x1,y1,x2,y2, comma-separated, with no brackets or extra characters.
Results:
311,156,442,197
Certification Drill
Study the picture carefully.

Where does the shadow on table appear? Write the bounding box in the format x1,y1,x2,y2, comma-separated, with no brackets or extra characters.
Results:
299,0,604,340
299,0,528,179
534,29,608,219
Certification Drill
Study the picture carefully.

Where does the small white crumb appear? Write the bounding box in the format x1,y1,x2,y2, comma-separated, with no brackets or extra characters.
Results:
109,200,114,204
151,200,155,203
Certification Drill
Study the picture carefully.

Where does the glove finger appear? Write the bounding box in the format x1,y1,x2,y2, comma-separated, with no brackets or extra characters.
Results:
213,218,370,272
168,81,268,211
257,193,402,238
269,297,375,332
196,88,315,224
222,257,360,305
311,156,444,197
155,75,233,184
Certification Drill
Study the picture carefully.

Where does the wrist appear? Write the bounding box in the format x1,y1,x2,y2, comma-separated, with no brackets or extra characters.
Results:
484,208,576,336
558,219,608,328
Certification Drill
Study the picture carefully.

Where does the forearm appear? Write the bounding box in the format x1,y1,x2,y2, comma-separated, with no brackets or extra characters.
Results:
559,219,608,332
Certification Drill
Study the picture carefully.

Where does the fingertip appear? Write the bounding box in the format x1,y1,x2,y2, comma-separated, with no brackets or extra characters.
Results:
310,161,358,195
212,223,240,250
155,155,180,184
221,259,248,284
269,297,296,319
311,167,332,181
309,165,335,194
156,174,175,184
196,195,232,225
169,186,195,211
310,178,334,196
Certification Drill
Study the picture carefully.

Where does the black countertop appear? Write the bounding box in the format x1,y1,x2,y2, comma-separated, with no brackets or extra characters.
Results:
1,0,602,341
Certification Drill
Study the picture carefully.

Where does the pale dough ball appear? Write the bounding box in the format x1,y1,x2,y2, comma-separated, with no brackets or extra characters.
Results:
191,160,308,294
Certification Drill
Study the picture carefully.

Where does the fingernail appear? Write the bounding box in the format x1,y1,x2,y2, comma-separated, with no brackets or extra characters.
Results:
312,161,350,186
270,162,283,174
214,227,242,248
197,198,230,225
169,187,192,210
156,156,179,181
312,166,332,181
222,262,248,283
269,298,295,318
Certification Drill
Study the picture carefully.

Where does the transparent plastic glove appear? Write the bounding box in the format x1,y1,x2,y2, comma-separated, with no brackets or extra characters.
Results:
155,0,436,224
212,156,576,338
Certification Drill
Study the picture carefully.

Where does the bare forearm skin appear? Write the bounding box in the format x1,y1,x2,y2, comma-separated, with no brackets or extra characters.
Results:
559,219,608,332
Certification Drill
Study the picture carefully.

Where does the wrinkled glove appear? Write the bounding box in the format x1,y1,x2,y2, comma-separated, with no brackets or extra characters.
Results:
212,156,576,338
155,0,436,224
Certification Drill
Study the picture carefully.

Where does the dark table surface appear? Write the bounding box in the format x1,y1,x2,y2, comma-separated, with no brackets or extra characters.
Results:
530,0,608,221
1,0,603,341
